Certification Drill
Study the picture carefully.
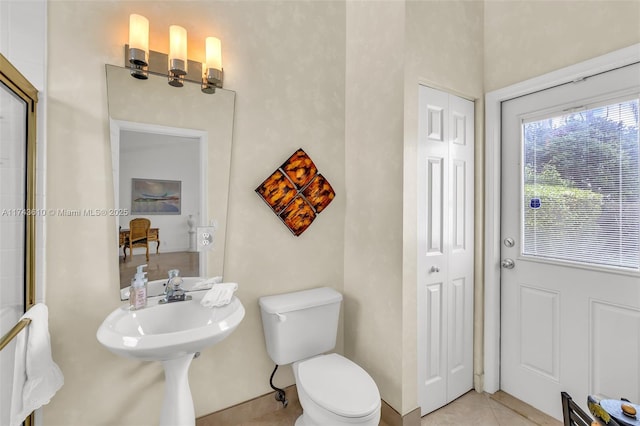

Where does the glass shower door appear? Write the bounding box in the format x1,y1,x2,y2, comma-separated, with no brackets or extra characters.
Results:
0,54,38,426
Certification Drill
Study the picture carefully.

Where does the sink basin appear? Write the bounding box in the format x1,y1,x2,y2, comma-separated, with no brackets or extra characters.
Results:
98,289,244,361
97,283,244,426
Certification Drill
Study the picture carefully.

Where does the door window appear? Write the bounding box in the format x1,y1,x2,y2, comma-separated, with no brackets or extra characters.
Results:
522,97,640,270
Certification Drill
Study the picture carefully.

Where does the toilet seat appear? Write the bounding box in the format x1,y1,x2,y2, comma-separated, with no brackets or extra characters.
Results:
297,353,380,418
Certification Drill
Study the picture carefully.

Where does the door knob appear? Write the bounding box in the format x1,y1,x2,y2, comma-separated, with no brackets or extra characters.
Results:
429,266,440,273
501,258,515,269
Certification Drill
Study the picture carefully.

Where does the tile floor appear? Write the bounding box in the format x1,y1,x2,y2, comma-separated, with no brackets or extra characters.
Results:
237,390,562,426
420,391,561,425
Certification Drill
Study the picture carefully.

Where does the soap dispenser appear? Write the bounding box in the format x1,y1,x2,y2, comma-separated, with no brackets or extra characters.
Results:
130,264,148,310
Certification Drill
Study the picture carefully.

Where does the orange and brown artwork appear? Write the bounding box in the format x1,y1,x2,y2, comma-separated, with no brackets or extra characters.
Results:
281,149,318,188
255,169,297,214
302,174,335,214
255,148,335,236
279,196,316,236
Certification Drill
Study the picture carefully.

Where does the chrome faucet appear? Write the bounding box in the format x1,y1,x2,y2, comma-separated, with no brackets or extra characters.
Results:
160,269,191,304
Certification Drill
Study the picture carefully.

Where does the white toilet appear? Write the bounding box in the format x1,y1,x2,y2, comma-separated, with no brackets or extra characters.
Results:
259,287,381,426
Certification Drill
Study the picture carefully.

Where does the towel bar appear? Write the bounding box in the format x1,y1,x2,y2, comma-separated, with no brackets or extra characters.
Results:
0,318,32,352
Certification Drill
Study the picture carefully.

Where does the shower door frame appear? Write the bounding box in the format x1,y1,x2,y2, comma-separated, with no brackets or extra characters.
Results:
0,53,39,426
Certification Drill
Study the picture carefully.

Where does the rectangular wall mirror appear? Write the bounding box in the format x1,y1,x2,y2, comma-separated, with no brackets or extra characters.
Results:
105,64,236,295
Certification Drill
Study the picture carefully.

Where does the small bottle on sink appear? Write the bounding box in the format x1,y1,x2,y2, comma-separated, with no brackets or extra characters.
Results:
130,264,148,310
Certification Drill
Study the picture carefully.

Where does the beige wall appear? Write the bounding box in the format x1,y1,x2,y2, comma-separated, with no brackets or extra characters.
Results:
402,0,485,415
344,0,406,413
343,0,485,417
45,1,345,424
485,0,640,92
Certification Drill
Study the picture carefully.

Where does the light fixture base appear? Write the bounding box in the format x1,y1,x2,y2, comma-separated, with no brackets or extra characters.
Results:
128,47,148,67
129,65,149,80
201,68,223,94
124,45,206,86
169,59,187,75
168,57,187,87
128,47,149,79
124,45,223,93
205,68,223,88
201,83,216,94
168,70,185,87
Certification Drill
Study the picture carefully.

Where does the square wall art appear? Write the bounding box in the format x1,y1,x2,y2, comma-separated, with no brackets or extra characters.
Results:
255,149,335,236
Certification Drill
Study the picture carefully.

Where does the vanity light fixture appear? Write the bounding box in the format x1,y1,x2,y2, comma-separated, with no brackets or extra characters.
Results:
201,37,223,94
128,14,149,79
168,25,188,87
124,15,223,93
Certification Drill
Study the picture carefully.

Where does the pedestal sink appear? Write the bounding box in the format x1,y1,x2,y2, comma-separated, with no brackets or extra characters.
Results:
97,282,244,426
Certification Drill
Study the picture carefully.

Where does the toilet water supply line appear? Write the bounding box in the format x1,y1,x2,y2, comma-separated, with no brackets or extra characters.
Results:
269,364,288,407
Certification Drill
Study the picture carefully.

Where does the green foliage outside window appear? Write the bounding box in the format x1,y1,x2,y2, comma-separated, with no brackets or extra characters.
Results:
522,100,639,267
523,180,603,233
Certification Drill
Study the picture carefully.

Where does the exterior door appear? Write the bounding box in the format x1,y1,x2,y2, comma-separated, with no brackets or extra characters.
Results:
500,63,640,419
417,85,474,415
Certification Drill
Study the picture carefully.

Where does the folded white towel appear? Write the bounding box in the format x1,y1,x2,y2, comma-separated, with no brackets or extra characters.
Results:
190,276,223,291
10,304,64,426
200,283,238,307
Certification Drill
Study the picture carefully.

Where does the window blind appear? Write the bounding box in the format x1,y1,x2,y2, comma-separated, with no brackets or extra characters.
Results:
522,98,640,270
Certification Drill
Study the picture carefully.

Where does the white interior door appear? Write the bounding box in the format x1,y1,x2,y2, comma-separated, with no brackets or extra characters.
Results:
500,63,640,420
418,85,474,415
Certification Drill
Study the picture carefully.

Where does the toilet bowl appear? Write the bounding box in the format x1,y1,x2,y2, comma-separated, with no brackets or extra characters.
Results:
293,353,381,426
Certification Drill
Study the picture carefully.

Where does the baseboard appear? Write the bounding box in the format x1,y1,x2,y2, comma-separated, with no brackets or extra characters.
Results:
402,407,421,426
381,401,421,426
490,391,562,425
196,385,300,426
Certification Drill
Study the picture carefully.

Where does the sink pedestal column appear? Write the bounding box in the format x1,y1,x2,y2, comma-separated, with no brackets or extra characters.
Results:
160,354,195,426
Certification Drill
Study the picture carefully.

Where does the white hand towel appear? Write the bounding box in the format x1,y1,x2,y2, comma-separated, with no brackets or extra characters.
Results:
200,283,238,307
10,304,64,426
190,276,223,291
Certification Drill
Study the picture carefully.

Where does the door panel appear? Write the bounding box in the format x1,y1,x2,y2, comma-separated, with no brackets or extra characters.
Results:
446,91,474,405
519,285,559,380
501,63,640,419
591,301,640,400
422,281,446,408
427,158,444,253
418,85,474,415
450,278,466,371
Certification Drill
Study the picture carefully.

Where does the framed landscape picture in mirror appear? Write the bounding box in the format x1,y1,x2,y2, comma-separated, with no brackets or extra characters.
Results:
131,178,181,214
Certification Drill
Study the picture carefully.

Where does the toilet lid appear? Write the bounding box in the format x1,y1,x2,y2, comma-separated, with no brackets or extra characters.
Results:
297,354,380,418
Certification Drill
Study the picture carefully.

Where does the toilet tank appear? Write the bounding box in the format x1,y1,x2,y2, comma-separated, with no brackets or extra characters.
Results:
259,287,342,365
